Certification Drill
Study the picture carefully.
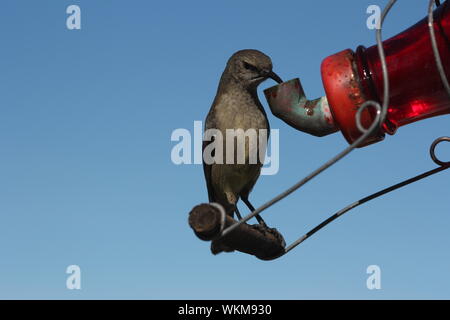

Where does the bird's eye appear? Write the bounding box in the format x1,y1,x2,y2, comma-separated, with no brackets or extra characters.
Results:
243,62,259,72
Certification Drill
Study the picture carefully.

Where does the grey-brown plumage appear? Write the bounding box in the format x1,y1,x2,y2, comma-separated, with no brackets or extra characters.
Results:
203,49,282,254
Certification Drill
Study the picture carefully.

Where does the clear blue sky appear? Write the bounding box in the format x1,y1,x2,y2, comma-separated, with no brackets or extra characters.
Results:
1,0,449,299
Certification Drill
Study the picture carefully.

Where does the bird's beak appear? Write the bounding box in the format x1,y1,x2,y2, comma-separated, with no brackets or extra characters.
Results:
267,71,283,84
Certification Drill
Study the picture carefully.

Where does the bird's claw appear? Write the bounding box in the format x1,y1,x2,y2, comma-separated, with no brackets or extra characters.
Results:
251,223,286,248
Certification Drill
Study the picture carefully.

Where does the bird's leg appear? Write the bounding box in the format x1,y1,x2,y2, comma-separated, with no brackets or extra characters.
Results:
241,197,267,228
234,205,243,221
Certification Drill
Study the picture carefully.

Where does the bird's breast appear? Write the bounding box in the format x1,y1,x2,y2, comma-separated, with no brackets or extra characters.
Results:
207,94,268,167
213,93,269,131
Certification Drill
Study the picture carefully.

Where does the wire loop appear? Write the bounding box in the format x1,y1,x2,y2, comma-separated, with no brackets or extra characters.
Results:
210,202,227,234
356,100,382,133
430,137,450,166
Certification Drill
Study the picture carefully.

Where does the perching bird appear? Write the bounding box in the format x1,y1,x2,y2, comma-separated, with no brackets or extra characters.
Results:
203,49,283,253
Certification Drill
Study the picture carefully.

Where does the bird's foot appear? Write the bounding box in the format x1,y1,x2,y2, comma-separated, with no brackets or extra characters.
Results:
251,223,286,248
255,215,268,229
258,221,268,229
211,239,234,255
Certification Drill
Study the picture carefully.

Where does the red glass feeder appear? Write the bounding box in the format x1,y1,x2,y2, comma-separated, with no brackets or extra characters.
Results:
265,1,450,146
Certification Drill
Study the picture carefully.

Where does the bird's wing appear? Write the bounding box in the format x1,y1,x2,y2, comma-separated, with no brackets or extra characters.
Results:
202,138,215,203
203,107,217,203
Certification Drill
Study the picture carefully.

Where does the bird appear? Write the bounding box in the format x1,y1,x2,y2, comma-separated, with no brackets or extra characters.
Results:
202,49,283,254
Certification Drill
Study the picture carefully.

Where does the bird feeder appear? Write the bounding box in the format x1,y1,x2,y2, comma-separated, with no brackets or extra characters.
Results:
188,0,450,260
264,0,450,147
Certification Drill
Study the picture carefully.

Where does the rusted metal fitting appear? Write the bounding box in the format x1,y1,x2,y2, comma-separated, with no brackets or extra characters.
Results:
264,78,338,137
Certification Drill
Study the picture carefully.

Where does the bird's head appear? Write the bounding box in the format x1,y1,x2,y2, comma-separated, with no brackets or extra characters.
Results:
225,49,283,88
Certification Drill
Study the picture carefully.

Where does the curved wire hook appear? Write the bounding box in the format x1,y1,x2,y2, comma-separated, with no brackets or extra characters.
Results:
430,137,450,166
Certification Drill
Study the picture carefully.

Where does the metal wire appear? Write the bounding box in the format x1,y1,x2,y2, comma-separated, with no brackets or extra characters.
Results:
431,137,450,166
218,0,450,258
283,137,450,257
429,0,450,96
